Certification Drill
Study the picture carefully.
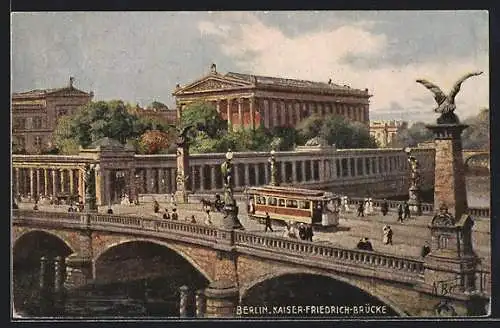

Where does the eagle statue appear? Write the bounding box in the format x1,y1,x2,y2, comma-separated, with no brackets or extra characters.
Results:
416,72,483,123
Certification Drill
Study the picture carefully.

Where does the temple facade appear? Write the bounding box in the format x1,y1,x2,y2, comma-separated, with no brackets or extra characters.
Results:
173,64,371,130
12,78,93,154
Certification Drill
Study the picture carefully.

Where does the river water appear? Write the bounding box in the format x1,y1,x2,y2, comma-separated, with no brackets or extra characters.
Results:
12,175,490,319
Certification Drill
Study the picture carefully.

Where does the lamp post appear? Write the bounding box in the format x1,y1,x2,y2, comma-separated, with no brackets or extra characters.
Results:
221,149,244,230
404,147,422,216
268,149,278,186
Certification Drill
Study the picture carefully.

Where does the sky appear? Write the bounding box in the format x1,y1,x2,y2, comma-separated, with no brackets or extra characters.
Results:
11,11,489,123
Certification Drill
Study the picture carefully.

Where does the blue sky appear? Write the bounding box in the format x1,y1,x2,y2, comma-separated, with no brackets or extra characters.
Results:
11,11,488,123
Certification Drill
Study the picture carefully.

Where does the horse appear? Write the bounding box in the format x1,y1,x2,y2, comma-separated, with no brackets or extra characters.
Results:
200,198,215,212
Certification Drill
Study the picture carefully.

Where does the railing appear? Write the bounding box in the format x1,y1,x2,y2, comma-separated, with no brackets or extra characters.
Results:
467,207,490,219
233,230,425,276
12,209,490,294
346,198,490,218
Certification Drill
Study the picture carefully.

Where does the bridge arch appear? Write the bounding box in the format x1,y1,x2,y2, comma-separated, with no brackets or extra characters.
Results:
240,269,407,317
93,238,213,283
13,229,75,263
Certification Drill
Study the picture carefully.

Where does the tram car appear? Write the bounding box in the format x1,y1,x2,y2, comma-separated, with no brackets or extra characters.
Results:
246,185,340,227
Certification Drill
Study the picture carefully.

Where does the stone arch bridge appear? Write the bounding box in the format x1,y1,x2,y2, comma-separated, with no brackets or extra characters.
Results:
12,210,489,318
463,150,490,173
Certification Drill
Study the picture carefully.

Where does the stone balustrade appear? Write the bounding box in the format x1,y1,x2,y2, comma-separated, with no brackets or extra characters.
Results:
12,147,435,206
13,209,424,283
233,230,425,277
345,197,489,218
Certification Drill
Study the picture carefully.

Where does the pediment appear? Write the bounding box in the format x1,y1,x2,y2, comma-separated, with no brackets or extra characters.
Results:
47,88,91,97
174,76,253,94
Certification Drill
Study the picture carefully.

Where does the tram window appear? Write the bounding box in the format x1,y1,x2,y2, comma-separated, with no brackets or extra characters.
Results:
278,199,285,207
299,201,311,209
287,200,298,208
269,197,277,206
261,197,267,205
256,197,261,205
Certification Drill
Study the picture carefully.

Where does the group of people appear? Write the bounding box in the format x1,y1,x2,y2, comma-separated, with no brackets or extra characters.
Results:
280,220,314,242
382,225,393,245
397,201,412,222
356,237,374,251
161,208,179,221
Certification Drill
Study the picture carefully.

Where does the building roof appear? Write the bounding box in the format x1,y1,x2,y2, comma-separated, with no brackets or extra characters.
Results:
12,84,92,99
225,72,353,92
173,65,370,96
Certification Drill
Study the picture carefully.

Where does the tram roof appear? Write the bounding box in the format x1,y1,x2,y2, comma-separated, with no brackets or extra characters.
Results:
247,185,338,199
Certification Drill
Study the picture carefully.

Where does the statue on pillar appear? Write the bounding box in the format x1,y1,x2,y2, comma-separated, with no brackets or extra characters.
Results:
220,149,244,230
404,148,422,215
83,163,97,211
416,71,483,124
169,124,194,204
268,149,278,186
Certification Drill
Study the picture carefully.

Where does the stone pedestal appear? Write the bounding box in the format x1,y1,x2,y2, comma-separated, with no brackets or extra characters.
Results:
425,123,468,219
223,201,244,230
195,289,206,318
408,185,422,216
63,254,93,290
204,280,239,318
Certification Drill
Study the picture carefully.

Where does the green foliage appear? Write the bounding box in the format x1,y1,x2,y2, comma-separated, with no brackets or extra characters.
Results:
180,102,227,139
462,108,489,149
388,122,434,148
53,100,175,154
297,114,377,148
148,101,168,110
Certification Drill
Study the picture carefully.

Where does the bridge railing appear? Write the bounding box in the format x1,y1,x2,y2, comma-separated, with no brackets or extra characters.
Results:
91,214,220,242
346,198,490,218
11,209,83,223
233,230,425,276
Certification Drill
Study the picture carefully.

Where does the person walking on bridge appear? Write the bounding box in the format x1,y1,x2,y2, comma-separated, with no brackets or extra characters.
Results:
264,212,273,232
397,203,404,223
381,199,389,216
357,202,365,217
403,201,411,219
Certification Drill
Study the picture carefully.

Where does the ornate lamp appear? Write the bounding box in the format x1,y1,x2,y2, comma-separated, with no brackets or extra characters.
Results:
404,147,422,215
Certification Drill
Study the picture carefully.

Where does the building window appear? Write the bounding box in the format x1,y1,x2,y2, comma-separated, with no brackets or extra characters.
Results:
13,118,26,130
13,136,26,152
57,109,68,118
33,117,43,129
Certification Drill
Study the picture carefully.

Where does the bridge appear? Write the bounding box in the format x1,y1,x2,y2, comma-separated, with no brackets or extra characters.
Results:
462,150,490,174
13,208,490,317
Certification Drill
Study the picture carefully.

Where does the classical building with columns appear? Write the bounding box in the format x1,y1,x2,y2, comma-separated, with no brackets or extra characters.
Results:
12,78,93,154
173,64,371,130
369,120,408,148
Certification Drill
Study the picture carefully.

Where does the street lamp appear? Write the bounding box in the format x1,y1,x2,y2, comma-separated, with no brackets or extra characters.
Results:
404,147,422,216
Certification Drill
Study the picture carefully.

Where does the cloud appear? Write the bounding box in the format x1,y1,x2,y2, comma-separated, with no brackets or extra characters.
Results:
198,12,489,123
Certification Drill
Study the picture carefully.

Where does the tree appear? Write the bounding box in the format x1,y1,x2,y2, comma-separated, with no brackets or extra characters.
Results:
139,130,172,154
180,102,227,139
297,114,377,149
148,101,168,110
53,100,162,154
389,122,434,148
462,108,489,149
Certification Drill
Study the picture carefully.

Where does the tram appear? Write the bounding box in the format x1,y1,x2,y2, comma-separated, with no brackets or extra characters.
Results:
246,185,340,227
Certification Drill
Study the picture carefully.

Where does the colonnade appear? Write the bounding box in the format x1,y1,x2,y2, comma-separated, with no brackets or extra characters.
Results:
202,97,369,130
13,167,84,201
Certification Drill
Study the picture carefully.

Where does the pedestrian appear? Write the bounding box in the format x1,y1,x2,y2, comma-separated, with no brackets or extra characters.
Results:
306,224,314,242
264,212,273,232
171,208,178,220
163,209,170,220
153,200,160,213
298,223,307,240
33,202,39,211
382,225,389,244
364,238,374,251
107,207,113,214
170,193,177,207
397,203,404,222
386,226,393,245
356,238,366,250
421,242,431,257
190,215,197,224
367,198,374,215
381,199,389,216
204,210,213,225
357,202,364,217
404,201,411,219
363,198,369,216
